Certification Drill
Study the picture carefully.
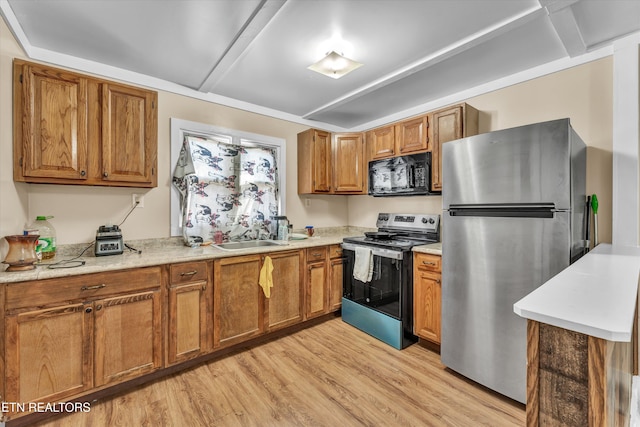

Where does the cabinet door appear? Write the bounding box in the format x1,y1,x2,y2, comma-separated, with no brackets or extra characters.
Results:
431,106,463,191
328,257,344,312
413,271,442,344
265,251,303,331
5,303,92,403
333,133,366,193
168,281,211,365
214,255,264,348
397,115,429,155
102,83,157,186
369,126,396,159
17,62,89,180
94,290,163,386
312,129,332,193
306,261,328,319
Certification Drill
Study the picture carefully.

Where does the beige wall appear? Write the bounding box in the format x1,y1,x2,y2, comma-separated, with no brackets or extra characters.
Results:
0,18,613,248
348,57,613,244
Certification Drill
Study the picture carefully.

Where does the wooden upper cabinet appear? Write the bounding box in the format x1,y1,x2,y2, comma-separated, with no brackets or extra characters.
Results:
102,83,157,186
396,115,429,155
15,61,89,181
333,133,366,194
297,128,332,194
368,115,429,160
431,103,479,191
13,59,157,187
368,125,396,160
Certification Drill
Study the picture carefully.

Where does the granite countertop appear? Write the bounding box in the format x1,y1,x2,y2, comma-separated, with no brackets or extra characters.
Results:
514,243,640,342
412,242,442,255
0,227,372,284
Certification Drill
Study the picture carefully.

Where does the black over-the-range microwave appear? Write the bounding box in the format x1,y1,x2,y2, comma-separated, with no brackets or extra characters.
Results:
368,152,439,197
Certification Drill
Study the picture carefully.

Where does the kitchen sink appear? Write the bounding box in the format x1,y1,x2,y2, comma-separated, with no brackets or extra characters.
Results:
214,240,287,251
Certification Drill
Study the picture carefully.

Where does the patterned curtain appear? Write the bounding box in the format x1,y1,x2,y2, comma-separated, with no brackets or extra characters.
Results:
172,134,279,245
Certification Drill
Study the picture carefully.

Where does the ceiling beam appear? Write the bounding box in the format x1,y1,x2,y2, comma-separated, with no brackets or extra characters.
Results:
302,4,546,121
198,0,286,93
542,0,587,57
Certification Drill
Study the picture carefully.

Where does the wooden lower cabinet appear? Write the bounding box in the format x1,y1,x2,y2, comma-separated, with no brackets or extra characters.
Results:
214,255,264,348
1,245,342,422
3,267,163,407
213,252,305,346
527,320,634,427
266,250,303,331
328,244,345,311
413,253,442,344
5,303,92,403
168,261,212,365
94,290,163,387
305,247,329,319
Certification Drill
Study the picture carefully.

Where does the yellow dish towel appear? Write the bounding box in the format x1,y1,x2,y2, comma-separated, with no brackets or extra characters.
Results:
259,255,274,298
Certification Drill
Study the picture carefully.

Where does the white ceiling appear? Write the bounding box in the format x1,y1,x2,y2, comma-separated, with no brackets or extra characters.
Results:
2,0,640,131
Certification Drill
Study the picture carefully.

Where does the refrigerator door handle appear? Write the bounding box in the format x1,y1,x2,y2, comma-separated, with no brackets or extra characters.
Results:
448,203,557,219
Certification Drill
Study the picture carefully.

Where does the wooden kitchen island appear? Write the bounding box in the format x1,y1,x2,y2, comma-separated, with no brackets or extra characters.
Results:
514,244,640,427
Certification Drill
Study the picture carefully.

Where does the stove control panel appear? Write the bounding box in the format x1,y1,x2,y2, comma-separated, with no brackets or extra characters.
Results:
376,213,440,233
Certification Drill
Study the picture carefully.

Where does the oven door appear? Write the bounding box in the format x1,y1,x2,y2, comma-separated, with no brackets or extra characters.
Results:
341,243,405,319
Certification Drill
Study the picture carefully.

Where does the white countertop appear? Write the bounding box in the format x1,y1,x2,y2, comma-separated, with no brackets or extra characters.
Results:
514,243,640,342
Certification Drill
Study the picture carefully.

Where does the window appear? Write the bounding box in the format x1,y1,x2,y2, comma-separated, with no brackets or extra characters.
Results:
170,118,286,242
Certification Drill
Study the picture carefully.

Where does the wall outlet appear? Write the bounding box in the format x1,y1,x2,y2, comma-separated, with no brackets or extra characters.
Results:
305,198,310,207
132,194,144,208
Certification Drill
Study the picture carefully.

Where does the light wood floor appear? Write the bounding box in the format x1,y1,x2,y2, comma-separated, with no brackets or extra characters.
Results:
32,317,524,427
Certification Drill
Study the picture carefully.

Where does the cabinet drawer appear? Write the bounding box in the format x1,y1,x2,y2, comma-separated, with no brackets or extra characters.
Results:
306,247,327,263
414,253,441,272
170,261,209,284
328,244,344,259
6,267,162,310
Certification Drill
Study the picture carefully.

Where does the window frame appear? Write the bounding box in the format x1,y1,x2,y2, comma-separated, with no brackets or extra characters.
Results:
170,117,286,237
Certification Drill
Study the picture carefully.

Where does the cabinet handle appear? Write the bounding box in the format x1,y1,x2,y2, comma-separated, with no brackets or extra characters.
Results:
202,285,207,291
85,307,92,314
96,304,103,311
180,270,198,276
80,170,86,176
103,172,109,178
312,252,322,257
422,261,437,266
436,279,441,284
81,284,106,291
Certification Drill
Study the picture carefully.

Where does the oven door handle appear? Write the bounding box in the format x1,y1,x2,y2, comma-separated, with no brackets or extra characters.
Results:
341,243,404,260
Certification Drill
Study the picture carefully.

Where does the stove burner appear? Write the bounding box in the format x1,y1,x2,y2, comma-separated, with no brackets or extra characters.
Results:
364,231,397,240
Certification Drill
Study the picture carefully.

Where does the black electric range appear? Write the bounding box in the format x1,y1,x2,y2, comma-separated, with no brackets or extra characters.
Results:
341,213,440,349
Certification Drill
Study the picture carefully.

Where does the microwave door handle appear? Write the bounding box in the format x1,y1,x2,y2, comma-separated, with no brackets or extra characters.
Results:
408,165,414,188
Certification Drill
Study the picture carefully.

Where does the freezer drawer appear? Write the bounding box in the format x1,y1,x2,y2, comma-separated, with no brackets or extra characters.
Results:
440,211,571,403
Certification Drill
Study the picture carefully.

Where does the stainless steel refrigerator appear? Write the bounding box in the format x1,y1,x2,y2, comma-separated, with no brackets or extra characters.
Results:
441,118,586,404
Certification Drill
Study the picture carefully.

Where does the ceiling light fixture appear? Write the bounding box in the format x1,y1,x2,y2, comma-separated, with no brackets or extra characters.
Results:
308,51,363,79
